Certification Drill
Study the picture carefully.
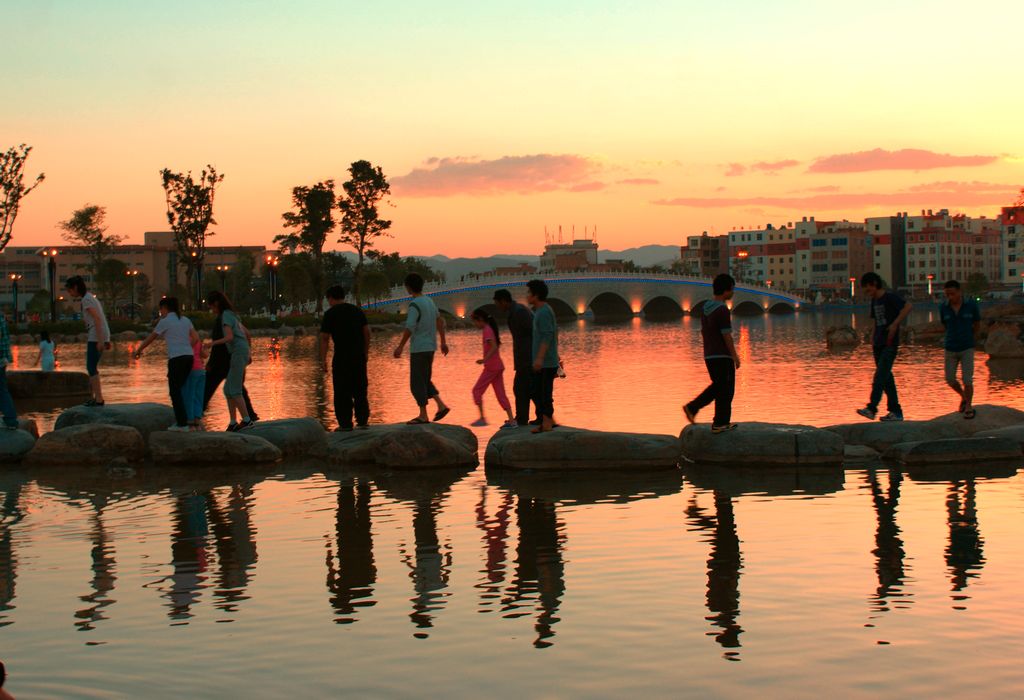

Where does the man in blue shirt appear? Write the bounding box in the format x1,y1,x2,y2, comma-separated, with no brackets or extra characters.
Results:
393,273,450,424
857,272,913,422
939,279,981,419
527,279,559,434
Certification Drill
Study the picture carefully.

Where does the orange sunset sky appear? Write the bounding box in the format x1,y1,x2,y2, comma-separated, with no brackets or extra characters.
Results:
4,0,1023,257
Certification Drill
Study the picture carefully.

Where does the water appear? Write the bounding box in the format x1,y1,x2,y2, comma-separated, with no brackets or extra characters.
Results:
4,311,1024,698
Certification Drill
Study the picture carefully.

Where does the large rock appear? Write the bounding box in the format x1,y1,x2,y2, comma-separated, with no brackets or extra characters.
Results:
54,402,176,441
149,431,282,466
844,444,882,466
828,404,1024,451
6,370,92,400
680,422,844,467
0,429,37,464
976,424,1024,450
825,325,860,348
486,425,679,470
28,424,145,466
17,418,39,439
244,418,328,458
327,423,478,469
985,323,1024,358
883,436,1023,466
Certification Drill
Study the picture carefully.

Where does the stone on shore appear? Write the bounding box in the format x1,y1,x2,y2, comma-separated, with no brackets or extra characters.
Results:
17,418,39,439
55,402,176,441
149,431,282,465
327,423,478,469
486,425,679,470
827,404,1024,451
7,370,92,400
244,418,328,458
28,424,145,466
825,325,859,348
844,444,882,466
985,322,1024,358
680,422,844,467
0,429,37,464
975,424,1024,450
883,436,1023,466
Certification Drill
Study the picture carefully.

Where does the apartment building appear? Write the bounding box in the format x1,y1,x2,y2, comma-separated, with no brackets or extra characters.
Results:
793,218,869,293
999,205,1023,284
903,209,987,292
865,214,907,289
727,224,795,288
679,232,728,277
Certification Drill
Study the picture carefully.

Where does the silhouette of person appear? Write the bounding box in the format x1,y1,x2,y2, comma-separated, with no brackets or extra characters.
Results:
406,496,451,634
326,479,377,624
165,494,210,621
475,485,513,613
868,469,912,613
503,497,565,648
0,482,24,628
685,492,743,653
74,506,117,631
206,485,259,615
945,480,984,603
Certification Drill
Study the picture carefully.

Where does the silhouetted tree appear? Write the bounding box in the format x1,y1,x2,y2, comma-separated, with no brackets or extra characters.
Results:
338,160,391,303
0,144,45,251
359,270,390,303
95,258,129,315
59,204,124,278
366,251,444,287
964,272,989,297
275,180,335,314
160,165,224,310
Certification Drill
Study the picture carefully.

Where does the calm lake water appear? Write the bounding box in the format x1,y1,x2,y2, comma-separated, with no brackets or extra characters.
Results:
4,310,1024,698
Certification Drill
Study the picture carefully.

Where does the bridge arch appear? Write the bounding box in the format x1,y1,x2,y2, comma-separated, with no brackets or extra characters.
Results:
732,300,765,316
689,299,712,317
588,292,634,322
642,295,684,321
547,297,577,321
768,301,796,314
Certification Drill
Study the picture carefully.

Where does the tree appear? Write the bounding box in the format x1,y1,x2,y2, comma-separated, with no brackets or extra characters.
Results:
358,270,391,303
0,144,45,251
337,160,391,303
58,204,124,277
324,251,354,288
276,253,317,308
1015,187,1024,207
964,272,989,297
94,258,129,316
26,289,50,316
160,165,224,310
275,180,335,314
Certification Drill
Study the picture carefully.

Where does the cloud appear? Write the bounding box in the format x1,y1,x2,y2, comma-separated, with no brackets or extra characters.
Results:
392,154,603,196
653,181,1019,210
808,148,999,173
750,159,800,173
617,177,660,186
724,163,746,177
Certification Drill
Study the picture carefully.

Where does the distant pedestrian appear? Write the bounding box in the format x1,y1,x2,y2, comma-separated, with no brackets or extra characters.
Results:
0,312,18,430
34,330,56,371
206,291,256,431
683,273,740,433
320,285,370,432
65,275,111,407
133,297,201,431
856,272,912,422
526,279,559,433
940,279,980,419
183,335,207,428
393,273,450,425
469,307,516,428
492,288,539,425
203,295,259,422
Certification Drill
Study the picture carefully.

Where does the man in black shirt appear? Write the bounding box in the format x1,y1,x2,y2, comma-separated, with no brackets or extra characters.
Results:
320,285,371,431
493,288,538,426
203,311,258,421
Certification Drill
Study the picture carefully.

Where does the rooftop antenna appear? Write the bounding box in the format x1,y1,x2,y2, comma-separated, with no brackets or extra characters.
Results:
544,225,550,246
558,225,563,244
572,224,576,239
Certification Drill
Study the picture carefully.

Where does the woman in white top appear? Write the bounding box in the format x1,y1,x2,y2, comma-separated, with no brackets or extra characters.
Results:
65,275,111,406
134,297,201,431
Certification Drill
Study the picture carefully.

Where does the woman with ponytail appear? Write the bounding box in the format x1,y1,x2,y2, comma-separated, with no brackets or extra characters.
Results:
469,307,516,428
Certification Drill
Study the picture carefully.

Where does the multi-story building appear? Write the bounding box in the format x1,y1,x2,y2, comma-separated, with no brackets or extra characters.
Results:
968,216,1003,285
793,218,869,294
679,232,728,277
727,224,795,287
865,213,907,289
903,209,979,293
999,205,1023,284
539,239,599,272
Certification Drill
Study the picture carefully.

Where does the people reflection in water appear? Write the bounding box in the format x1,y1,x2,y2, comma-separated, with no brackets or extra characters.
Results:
475,485,513,612
946,480,985,603
868,469,912,613
326,479,376,624
503,497,565,649
0,483,23,627
403,496,452,634
685,492,743,654
207,485,259,613
74,506,117,631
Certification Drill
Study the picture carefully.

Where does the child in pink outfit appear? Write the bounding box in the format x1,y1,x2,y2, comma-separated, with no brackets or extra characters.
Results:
470,308,516,428
183,338,207,428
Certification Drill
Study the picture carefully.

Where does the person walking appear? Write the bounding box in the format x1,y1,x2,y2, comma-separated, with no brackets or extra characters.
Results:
320,285,371,432
206,291,256,431
683,273,740,433
34,330,56,371
526,279,559,434
469,307,517,428
133,297,201,432
856,272,913,422
0,311,18,430
202,298,259,422
183,335,207,429
492,288,538,425
65,275,111,407
939,279,981,419
393,273,450,425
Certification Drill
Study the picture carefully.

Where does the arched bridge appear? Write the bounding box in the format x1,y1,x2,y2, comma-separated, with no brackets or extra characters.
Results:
364,273,807,322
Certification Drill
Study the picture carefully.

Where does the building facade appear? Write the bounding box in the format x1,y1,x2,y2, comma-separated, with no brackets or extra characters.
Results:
679,232,728,277
865,213,907,289
727,224,795,288
793,218,868,294
999,205,1023,284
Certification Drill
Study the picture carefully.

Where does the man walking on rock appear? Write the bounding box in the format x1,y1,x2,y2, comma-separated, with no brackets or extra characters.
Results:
857,272,912,422
939,279,980,419
526,279,559,434
493,288,538,426
684,273,740,433
320,285,371,431
394,273,450,424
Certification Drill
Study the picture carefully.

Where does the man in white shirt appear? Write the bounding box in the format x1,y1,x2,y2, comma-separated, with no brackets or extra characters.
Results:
65,275,112,407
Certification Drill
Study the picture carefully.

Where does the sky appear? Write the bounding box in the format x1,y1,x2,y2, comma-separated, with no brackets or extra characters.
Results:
3,0,1023,257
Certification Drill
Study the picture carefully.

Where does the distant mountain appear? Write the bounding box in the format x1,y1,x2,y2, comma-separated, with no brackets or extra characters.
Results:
413,245,682,280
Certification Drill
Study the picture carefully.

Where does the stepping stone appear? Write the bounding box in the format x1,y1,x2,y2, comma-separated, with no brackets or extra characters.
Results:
7,370,92,400
680,422,843,467
683,464,845,497
975,424,1024,450
28,424,145,467
55,402,176,441
844,444,882,466
883,436,1023,466
244,418,328,458
149,431,282,466
0,428,37,464
327,423,478,469
486,425,679,470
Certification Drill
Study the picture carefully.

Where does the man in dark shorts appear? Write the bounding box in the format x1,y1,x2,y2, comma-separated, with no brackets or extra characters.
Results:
939,279,980,419
492,288,538,425
857,272,913,422
320,285,371,431
684,273,740,433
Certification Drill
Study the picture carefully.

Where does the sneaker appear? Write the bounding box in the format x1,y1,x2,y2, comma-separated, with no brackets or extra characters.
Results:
711,423,737,434
83,398,105,407
226,422,239,432
856,407,877,421
335,426,354,432
470,418,488,427
167,424,190,432
501,420,518,429
237,419,255,431
356,423,370,430
879,412,904,422
683,404,697,425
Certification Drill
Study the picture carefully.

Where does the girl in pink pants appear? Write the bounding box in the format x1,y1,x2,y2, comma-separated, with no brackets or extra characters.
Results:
470,308,517,428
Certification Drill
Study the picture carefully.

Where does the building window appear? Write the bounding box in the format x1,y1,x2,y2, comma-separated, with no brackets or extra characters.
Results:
875,250,880,257
832,263,848,271
832,238,847,246
812,239,827,247
812,264,829,272
875,263,881,270
874,224,880,231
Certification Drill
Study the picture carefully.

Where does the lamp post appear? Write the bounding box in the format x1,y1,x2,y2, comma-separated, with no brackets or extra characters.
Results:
126,269,139,321
926,273,935,297
265,255,279,320
190,251,202,310
8,274,22,329
849,276,856,299
215,264,230,293
40,248,58,321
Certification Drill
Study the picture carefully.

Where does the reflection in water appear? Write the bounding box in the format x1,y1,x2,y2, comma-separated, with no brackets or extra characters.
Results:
74,507,117,632
686,493,743,657
502,497,565,649
207,485,259,615
164,494,210,621
326,479,377,624
475,485,512,614
868,469,913,614
945,480,985,607
404,496,451,635
0,481,23,627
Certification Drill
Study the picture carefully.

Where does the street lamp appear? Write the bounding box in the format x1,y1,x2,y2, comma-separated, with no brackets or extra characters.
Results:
39,248,59,322
265,255,279,319
190,251,203,310
849,276,856,299
126,269,140,321
926,273,935,297
8,274,22,329
215,264,230,293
